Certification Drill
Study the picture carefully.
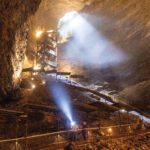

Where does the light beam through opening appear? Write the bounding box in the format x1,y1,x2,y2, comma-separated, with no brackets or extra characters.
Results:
58,11,128,68
49,82,75,126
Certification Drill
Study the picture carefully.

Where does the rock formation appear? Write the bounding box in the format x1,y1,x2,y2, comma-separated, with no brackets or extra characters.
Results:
0,0,150,111
0,0,41,100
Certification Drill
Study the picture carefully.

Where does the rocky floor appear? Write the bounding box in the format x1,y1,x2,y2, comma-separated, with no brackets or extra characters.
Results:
66,134,150,150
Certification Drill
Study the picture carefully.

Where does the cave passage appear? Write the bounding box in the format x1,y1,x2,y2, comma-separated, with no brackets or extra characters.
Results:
0,0,150,149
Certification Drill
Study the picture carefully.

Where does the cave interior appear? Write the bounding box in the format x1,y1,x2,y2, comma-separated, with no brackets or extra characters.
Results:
0,0,150,149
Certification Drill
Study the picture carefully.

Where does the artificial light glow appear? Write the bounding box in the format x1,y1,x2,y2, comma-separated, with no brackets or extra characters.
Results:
33,72,36,76
47,30,54,33
71,121,76,127
31,78,34,81
121,109,126,113
58,36,69,44
33,65,41,71
58,11,78,38
36,30,43,38
48,34,52,37
58,12,127,68
47,30,54,37
108,128,112,132
50,82,74,125
31,84,36,89
59,11,78,26
42,80,46,84
15,141,18,146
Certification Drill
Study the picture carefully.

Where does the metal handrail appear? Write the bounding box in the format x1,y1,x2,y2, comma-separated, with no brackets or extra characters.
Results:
0,123,144,143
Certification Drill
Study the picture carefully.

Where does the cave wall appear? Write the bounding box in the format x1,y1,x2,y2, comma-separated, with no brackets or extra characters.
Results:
0,0,41,100
32,0,149,88
26,0,92,65
30,0,87,29
0,0,93,100
24,0,94,77
25,0,150,110
0,0,150,108
81,0,150,110
82,0,150,84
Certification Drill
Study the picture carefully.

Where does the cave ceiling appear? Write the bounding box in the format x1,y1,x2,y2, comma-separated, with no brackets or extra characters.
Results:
0,0,150,112
27,0,150,112
29,0,150,86
30,0,93,30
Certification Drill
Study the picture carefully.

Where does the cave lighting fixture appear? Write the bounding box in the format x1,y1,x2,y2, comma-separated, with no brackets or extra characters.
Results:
42,80,46,84
108,128,112,133
50,83,75,128
58,11,127,68
36,30,43,38
31,84,36,89
120,109,126,113
70,121,76,127
33,72,36,76
33,64,41,71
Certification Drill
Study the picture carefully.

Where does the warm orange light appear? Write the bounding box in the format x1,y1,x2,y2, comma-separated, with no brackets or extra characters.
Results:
42,80,46,84
58,36,69,44
47,30,54,33
108,128,112,132
36,30,43,38
23,55,33,69
31,84,36,89
47,30,54,37
33,64,41,71
121,109,126,113
60,65,72,73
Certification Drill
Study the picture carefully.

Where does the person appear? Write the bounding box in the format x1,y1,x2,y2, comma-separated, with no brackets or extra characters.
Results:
64,142,73,150
82,121,87,140
70,124,78,141
70,130,76,141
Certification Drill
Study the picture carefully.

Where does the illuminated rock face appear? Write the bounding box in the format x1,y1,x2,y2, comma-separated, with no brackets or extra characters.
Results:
30,0,93,29
27,0,92,76
0,0,150,108
81,0,150,81
0,0,41,99
82,0,150,110
0,0,91,100
30,0,150,85
12,25,28,88
48,0,150,110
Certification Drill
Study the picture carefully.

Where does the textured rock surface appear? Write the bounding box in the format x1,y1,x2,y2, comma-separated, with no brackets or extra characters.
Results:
0,0,150,110
96,135,150,150
83,0,150,82
0,0,93,100
30,0,93,29
81,0,150,110
30,0,150,85
34,0,150,110
120,80,150,113
0,0,41,99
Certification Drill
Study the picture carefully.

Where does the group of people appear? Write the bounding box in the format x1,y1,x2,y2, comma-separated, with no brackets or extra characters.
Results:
70,121,88,141
64,121,88,150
